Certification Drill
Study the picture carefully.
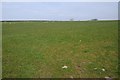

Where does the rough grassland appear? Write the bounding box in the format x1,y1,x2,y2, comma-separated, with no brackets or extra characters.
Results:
2,21,118,78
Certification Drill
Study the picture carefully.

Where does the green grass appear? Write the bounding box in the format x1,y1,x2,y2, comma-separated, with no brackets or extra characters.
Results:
2,21,118,78
0,22,2,79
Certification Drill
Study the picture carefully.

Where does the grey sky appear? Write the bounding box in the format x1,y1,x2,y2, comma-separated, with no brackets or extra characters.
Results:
2,2,118,21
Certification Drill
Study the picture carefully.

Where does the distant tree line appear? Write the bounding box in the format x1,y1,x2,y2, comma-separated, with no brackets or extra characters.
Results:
91,19,98,21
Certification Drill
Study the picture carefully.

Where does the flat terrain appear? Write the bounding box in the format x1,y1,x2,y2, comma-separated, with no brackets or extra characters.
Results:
2,21,118,78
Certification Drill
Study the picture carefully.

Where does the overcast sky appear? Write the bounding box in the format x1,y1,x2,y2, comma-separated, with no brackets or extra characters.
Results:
2,2,118,21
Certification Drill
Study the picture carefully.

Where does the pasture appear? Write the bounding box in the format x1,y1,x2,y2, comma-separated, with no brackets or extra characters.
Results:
2,21,118,78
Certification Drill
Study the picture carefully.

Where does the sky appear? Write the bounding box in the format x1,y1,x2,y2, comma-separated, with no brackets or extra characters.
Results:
1,0,120,2
2,2,118,21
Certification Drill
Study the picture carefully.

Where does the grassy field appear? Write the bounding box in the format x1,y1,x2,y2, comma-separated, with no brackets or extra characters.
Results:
0,22,2,79
2,21,118,78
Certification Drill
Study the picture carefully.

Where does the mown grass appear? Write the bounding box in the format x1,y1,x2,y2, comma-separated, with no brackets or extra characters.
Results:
2,21,118,78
